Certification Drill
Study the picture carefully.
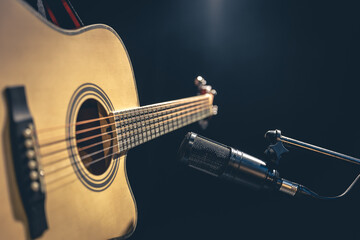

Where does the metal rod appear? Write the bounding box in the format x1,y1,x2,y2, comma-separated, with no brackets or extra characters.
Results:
279,135,360,166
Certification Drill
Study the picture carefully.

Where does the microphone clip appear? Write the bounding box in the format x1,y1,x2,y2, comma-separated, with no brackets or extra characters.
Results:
264,130,288,169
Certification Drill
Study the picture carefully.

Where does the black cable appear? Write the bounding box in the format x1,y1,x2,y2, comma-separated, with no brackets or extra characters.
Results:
297,173,360,200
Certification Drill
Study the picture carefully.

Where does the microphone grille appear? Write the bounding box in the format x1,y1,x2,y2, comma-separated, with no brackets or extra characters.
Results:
178,132,231,176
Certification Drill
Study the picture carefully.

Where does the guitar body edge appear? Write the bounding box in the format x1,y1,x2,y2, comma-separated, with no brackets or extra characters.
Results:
0,0,138,239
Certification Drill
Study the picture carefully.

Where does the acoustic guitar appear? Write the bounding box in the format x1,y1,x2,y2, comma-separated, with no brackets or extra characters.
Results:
0,0,217,239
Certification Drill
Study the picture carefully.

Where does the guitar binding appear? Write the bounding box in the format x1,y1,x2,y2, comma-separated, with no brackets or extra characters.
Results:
5,86,48,239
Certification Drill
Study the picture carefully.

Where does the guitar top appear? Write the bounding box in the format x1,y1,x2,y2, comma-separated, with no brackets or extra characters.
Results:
0,0,217,239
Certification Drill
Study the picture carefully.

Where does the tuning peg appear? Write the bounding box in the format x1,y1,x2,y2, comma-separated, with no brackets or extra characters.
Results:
194,76,207,86
194,76,217,96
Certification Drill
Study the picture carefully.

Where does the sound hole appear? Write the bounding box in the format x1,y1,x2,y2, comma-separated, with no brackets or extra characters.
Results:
75,99,117,175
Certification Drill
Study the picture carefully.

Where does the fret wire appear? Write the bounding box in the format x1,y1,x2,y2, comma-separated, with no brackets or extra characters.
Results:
138,110,143,144
134,109,140,146
185,107,190,126
115,98,207,126
160,106,165,135
173,107,177,130
131,110,136,147
119,114,125,152
159,108,162,135
116,99,208,138
168,107,172,132
125,110,132,148
113,96,211,151
116,108,202,151
127,110,132,148
145,108,150,141
133,109,138,146
150,108,155,138
121,111,126,151
141,109,146,142
134,110,139,145
176,107,180,129
155,108,160,137
117,103,210,150
142,96,205,113
114,115,122,152
116,96,206,119
164,106,169,134
123,111,131,149
130,109,136,148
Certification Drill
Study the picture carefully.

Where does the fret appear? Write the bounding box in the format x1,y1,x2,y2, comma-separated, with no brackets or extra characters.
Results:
153,109,158,139
188,106,194,124
181,106,187,127
168,108,173,133
194,106,199,122
112,95,213,151
191,105,196,122
149,109,155,139
128,110,135,148
158,108,163,136
138,111,144,145
171,107,175,131
140,109,145,142
157,107,162,135
114,114,123,152
139,109,145,143
163,107,169,134
159,106,165,135
133,110,139,147
152,108,157,137
175,108,180,130
132,115,137,147
145,108,151,141
123,111,129,149
123,110,129,148
184,107,190,126
177,107,182,128
168,108,174,131
154,108,160,137
119,114,126,152
171,107,176,131
134,110,140,146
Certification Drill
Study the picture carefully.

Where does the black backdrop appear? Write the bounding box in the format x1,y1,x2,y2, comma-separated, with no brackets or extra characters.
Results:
69,1,360,239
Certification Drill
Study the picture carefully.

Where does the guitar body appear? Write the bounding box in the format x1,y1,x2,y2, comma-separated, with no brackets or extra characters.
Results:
0,0,138,239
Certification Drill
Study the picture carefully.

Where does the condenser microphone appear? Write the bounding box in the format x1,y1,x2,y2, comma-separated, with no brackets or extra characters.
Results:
178,132,301,196
178,132,360,199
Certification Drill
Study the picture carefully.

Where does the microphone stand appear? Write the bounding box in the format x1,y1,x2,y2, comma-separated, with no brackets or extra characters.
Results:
264,129,360,199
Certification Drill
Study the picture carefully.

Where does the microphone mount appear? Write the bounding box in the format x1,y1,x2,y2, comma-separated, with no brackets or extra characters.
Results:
264,129,360,166
262,129,360,199
178,130,360,200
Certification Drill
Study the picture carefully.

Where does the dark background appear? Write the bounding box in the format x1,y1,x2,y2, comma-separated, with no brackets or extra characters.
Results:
70,1,360,239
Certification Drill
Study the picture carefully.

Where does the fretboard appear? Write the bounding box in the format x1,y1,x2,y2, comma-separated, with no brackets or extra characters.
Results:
113,94,214,152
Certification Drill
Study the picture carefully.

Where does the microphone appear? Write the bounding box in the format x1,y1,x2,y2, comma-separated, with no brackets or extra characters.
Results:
178,132,301,196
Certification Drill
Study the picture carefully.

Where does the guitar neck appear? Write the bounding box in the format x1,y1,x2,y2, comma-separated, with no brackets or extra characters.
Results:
113,94,214,152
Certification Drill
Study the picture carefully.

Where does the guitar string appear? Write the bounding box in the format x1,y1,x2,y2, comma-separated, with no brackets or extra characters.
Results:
38,98,208,148
45,150,120,185
40,103,210,165
40,101,208,162
36,115,114,134
43,105,211,180
36,95,209,134
39,99,204,149
74,99,207,136
45,106,210,178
